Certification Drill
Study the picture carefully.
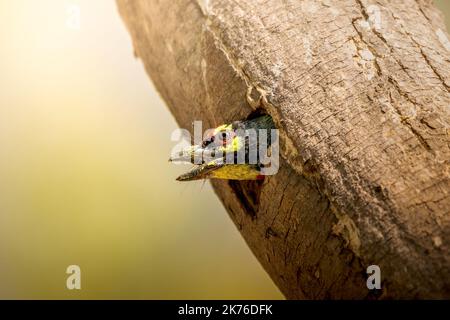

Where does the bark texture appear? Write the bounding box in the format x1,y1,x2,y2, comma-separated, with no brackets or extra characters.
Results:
117,0,450,299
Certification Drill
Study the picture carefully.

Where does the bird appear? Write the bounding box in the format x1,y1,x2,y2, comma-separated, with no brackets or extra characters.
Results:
169,115,276,181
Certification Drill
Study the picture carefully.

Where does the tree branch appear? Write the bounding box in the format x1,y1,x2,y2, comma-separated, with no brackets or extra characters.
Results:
117,0,450,298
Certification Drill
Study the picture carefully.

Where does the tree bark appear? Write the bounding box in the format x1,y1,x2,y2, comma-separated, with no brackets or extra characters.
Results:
116,0,450,299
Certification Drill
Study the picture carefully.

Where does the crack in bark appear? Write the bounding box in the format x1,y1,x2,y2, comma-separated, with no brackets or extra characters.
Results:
353,0,434,153
388,8,450,92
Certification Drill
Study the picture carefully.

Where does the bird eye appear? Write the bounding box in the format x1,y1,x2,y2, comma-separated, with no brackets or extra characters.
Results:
217,131,234,146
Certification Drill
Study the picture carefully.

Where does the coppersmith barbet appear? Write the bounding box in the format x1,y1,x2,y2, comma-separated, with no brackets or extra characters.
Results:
170,115,277,181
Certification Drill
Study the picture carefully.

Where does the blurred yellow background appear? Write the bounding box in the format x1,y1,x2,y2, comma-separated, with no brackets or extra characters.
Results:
0,0,448,299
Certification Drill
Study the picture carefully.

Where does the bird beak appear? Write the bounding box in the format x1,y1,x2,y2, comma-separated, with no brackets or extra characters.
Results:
175,161,223,181
169,145,205,163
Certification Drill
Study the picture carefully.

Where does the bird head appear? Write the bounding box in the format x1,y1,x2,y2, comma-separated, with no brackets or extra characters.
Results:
169,115,275,181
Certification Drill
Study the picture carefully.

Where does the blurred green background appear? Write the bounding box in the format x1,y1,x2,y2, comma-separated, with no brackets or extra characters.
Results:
0,0,448,299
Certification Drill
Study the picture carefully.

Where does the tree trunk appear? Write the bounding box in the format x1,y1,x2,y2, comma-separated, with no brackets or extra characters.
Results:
116,0,450,299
